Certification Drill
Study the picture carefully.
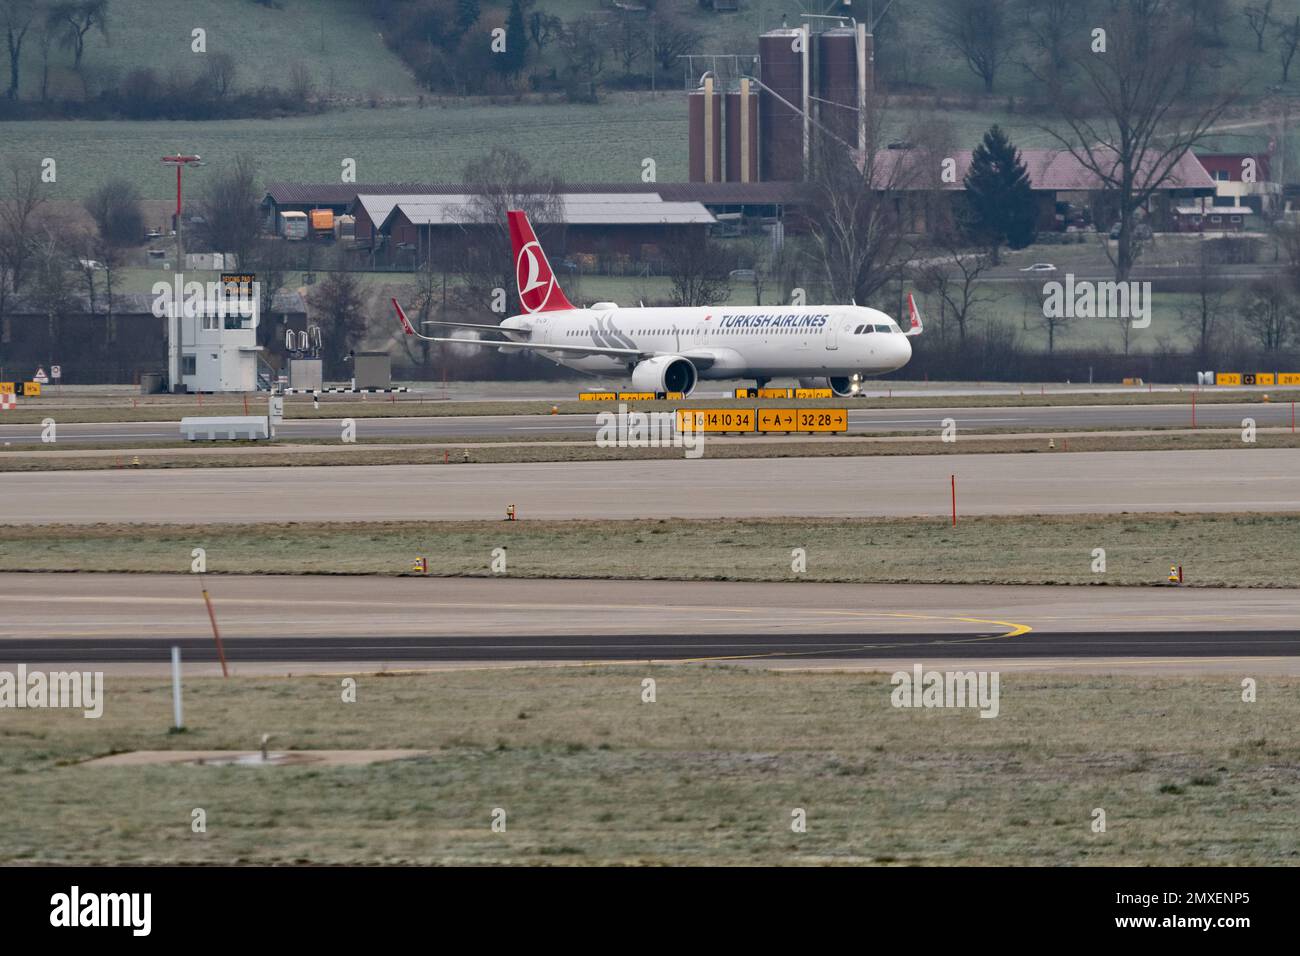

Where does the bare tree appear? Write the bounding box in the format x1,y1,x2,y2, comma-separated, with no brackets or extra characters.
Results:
1035,1,1234,283
0,162,45,298
82,177,138,327
243,236,289,350
664,231,732,307
34,11,54,99
395,257,449,373
1179,240,1228,366
196,154,262,269
1019,0,1093,84
649,9,700,75
2,0,37,100
610,12,647,78
1241,275,1293,352
204,51,236,98
49,0,107,72
1009,266,1072,355
455,146,565,318
559,18,611,101
527,10,562,52
913,233,994,344
804,103,946,306
1244,1,1272,52
27,226,79,354
933,0,1017,93
308,269,367,378
83,177,141,248
1277,15,1300,83
739,232,792,307
288,61,314,102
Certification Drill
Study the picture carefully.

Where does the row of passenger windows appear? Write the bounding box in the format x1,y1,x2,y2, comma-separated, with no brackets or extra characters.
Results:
565,327,822,337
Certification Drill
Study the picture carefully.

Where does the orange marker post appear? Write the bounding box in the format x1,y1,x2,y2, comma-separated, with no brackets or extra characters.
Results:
199,577,229,678
950,475,957,527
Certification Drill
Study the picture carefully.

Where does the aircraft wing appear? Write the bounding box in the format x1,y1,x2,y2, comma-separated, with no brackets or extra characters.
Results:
392,298,644,358
419,318,522,333
427,336,645,358
677,350,720,371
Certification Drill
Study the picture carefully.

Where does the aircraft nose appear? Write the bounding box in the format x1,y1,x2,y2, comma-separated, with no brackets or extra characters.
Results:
896,334,912,367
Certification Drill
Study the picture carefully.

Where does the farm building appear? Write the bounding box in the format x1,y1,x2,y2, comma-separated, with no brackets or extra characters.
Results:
264,182,807,252
866,146,1217,234
1165,152,1283,231
376,192,717,263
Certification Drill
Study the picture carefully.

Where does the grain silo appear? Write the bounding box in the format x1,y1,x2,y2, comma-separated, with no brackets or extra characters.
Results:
817,27,858,144
725,78,760,183
688,75,723,183
758,27,808,181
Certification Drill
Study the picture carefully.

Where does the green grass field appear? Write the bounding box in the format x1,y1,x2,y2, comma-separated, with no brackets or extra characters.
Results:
4,513,1298,586
0,386,1292,425
3,430,1299,472
0,98,688,201
4,669,1297,864
13,0,422,103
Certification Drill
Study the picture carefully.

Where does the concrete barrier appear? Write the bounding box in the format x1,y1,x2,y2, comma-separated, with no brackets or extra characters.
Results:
180,416,270,441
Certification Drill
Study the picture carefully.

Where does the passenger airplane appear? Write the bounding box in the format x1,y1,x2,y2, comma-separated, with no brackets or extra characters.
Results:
392,210,920,396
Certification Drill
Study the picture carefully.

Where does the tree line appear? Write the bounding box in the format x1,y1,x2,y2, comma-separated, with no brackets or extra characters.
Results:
374,0,702,100
0,0,320,119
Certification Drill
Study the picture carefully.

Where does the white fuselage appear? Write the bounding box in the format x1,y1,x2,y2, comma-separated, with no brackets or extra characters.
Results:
501,304,912,379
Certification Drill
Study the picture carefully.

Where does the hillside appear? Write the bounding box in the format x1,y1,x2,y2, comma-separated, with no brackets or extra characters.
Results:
9,0,421,103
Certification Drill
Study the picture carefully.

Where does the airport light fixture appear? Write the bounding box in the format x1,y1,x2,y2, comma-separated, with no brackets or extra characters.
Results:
161,153,203,393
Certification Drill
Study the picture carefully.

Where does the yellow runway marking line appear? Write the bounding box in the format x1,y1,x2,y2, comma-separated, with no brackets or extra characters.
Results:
610,611,1034,665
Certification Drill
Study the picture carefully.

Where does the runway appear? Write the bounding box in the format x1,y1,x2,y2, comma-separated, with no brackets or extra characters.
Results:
2,574,1297,670
3,449,1298,523
0,401,1292,445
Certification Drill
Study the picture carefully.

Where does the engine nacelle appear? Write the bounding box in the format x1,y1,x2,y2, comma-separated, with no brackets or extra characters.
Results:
798,376,854,397
632,356,697,396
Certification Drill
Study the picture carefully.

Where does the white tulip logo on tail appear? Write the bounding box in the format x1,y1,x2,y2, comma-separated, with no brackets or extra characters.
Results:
516,242,553,313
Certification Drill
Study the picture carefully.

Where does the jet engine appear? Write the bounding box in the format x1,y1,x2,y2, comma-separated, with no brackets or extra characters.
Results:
799,376,854,397
632,356,697,395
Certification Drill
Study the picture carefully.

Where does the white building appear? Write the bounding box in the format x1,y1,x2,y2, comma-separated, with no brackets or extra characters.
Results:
156,277,262,392
177,306,260,392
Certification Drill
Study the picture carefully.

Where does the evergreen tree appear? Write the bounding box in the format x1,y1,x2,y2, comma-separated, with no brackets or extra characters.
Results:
962,125,1037,262
456,0,482,34
499,0,529,76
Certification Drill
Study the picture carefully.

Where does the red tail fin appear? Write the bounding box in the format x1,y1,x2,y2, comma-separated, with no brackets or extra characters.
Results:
508,210,575,313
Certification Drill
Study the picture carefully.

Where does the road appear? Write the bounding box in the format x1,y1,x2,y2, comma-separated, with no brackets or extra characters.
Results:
1,449,1296,524
2,575,1296,669
0,401,1294,445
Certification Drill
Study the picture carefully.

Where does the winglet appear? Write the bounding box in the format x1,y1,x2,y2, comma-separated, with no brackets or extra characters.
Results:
905,293,924,337
392,298,416,335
